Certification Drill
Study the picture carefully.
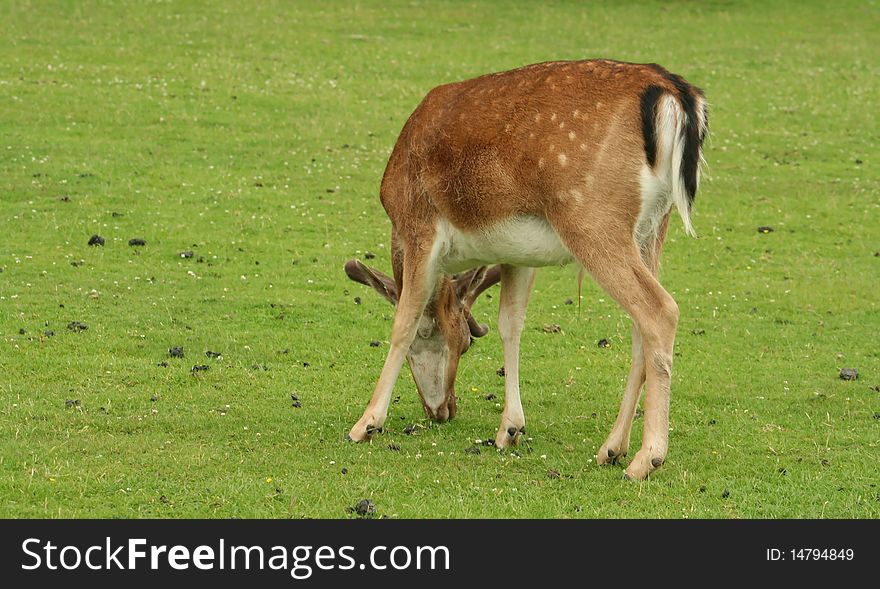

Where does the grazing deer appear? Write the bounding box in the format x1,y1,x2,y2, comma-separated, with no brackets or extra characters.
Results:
344,59,707,480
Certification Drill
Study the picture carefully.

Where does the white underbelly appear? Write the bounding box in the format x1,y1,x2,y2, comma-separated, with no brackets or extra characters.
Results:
440,216,575,272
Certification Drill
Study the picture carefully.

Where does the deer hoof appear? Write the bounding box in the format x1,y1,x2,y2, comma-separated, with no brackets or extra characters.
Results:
597,441,628,466
495,422,524,449
623,449,665,480
347,416,384,442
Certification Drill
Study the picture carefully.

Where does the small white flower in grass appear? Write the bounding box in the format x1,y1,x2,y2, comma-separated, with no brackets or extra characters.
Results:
540,454,547,459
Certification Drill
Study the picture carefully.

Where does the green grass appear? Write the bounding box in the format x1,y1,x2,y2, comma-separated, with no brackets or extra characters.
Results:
1,0,877,518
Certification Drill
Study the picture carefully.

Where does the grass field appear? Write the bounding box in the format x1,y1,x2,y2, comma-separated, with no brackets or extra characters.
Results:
1,0,877,518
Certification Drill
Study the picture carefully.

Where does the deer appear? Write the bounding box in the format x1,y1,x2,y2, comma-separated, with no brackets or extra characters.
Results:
343,59,707,480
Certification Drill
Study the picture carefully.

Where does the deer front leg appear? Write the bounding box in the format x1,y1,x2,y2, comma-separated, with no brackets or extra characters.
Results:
347,247,437,442
597,325,645,465
494,265,536,449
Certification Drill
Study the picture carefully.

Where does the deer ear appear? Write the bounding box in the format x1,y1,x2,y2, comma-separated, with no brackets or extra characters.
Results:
454,265,501,338
344,259,398,305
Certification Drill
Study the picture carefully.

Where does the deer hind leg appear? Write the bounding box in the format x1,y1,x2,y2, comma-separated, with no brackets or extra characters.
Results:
494,265,537,449
347,240,440,442
597,324,645,465
551,214,678,480
597,216,670,466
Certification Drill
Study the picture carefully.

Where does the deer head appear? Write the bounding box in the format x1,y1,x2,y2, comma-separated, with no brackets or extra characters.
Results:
344,259,500,421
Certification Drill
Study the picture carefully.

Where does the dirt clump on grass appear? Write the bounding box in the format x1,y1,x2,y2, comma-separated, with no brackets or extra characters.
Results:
839,368,858,381
349,499,376,518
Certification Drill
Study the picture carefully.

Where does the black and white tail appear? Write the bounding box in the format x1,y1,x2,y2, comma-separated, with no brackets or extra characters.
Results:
640,68,709,237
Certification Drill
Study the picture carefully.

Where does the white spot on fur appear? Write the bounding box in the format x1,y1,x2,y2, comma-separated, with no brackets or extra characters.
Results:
538,157,545,168
568,131,576,140
550,113,557,121
558,153,567,166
